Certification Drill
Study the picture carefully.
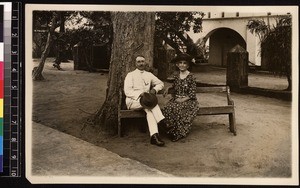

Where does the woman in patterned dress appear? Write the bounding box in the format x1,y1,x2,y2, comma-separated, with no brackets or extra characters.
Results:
162,53,199,142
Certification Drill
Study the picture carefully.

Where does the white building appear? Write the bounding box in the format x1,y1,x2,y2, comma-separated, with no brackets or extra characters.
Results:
189,11,291,69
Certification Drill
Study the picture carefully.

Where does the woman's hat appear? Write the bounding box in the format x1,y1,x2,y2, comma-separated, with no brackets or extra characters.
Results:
140,93,158,109
171,53,192,64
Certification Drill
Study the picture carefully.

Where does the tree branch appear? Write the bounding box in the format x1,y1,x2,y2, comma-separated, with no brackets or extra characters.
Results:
163,36,181,53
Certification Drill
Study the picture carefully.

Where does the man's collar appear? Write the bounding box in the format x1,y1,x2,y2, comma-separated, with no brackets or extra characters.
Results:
135,68,145,73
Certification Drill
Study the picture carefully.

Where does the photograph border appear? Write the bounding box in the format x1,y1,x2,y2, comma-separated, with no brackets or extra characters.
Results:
25,4,299,185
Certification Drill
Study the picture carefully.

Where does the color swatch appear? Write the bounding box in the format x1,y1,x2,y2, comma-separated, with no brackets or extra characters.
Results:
0,4,4,172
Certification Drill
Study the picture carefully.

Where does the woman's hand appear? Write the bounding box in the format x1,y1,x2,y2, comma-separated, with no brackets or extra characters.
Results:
175,97,190,103
175,98,184,103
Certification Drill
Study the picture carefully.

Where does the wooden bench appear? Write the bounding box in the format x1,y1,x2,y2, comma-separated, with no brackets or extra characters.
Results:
118,86,236,137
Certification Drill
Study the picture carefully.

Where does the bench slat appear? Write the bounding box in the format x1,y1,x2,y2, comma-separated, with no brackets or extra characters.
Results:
196,86,227,93
198,106,234,115
159,86,228,94
120,105,234,118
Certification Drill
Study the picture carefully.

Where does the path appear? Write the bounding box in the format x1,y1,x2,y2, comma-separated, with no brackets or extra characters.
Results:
28,122,172,183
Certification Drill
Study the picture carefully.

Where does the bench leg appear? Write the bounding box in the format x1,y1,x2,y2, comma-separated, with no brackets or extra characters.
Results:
118,117,122,137
229,112,237,136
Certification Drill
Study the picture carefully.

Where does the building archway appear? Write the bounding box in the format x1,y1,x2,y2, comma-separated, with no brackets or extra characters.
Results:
206,27,246,67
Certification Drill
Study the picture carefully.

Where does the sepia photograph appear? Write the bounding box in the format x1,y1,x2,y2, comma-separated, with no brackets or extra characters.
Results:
25,4,298,185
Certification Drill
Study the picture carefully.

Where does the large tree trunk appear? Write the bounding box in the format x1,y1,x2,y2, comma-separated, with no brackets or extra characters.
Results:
57,12,68,63
32,13,59,80
93,12,155,134
286,74,292,91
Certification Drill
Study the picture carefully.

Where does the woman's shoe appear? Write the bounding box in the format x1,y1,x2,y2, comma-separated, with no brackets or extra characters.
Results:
170,134,181,142
171,136,181,142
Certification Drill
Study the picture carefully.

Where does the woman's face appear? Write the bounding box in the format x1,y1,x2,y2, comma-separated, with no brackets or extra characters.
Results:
176,60,189,71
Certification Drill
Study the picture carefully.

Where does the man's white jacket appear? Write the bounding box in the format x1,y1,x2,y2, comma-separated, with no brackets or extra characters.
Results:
124,69,164,109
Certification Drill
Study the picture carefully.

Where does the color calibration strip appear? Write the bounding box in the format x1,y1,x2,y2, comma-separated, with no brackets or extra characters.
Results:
0,4,3,173
0,2,21,177
9,2,21,177
0,3,10,176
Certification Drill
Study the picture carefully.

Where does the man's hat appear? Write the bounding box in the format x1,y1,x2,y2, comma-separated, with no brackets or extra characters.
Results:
171,53,192,64
140,93,158,110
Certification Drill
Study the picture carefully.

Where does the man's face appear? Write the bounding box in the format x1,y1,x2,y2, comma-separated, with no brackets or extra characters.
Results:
135,56,146,71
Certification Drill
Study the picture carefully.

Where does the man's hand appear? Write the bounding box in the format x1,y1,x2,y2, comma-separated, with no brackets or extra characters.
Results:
149,89,157,94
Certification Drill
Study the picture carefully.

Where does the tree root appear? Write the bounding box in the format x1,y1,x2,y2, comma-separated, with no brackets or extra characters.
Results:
78,108,96,115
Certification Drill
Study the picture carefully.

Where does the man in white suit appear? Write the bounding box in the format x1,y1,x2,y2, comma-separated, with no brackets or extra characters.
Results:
124,55,165,146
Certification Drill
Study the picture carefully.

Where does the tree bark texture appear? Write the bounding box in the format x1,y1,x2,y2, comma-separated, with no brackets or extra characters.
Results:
32,13,59,81
286,74,292,91
94,12,156,134
54,12,68,64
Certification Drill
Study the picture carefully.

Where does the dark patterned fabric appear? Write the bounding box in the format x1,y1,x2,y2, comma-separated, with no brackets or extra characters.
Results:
162,73,199,140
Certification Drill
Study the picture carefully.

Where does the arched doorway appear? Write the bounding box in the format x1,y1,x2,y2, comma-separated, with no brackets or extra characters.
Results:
206,28,246,67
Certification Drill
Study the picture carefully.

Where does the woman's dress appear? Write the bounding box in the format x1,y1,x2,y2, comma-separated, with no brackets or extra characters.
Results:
162,73,199,140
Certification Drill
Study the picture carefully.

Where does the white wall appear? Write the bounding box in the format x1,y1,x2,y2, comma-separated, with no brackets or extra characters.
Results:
188,14,287,66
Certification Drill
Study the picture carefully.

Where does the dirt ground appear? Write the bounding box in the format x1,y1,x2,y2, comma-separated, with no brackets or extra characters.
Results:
31,58,293,177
